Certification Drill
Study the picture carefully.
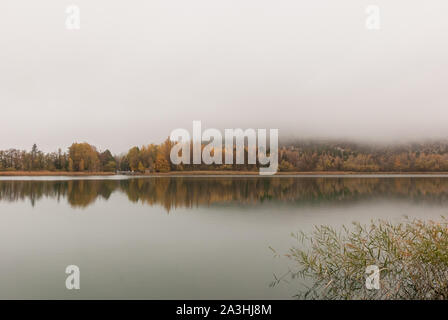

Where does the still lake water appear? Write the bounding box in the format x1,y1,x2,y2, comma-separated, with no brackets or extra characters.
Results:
0,175,447,299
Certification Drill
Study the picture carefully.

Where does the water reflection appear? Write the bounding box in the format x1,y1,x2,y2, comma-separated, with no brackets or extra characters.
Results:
1,177,448,211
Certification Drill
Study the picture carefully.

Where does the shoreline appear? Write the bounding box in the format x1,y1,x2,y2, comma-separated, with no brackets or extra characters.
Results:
0,171,114,177
3,170,448,177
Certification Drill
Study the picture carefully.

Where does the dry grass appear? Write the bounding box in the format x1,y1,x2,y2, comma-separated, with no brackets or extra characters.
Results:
2,170,448,177
132,171,448,176
0,171,115,176
274,218,448,300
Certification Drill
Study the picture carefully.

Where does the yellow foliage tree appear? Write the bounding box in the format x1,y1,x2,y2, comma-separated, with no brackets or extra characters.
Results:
154,153,170,173
138,161,145,173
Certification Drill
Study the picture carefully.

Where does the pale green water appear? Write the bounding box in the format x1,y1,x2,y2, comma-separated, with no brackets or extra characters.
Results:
0,176,446,299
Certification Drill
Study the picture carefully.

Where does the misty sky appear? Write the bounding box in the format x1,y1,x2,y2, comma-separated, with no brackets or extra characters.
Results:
1,0,448,153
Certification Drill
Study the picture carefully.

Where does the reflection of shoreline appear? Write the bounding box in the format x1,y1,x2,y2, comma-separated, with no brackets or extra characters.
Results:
1,177,448,211
5,171,448,177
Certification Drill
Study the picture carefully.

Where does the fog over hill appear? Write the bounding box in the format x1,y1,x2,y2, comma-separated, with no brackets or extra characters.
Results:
1,1,448,152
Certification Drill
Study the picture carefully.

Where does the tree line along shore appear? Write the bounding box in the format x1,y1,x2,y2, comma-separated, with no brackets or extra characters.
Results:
3,140,448,175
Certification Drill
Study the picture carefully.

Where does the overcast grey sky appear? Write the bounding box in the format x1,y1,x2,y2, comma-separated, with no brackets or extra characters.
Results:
0,0,447,153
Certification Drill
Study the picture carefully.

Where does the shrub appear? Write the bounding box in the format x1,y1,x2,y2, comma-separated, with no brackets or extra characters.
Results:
273,218,448,299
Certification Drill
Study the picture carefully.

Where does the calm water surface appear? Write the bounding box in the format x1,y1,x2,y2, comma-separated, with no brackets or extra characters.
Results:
0,176,447,299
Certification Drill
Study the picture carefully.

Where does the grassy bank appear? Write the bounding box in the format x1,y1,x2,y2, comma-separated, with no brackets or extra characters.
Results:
0,171,115,176
142,171,448,176
3,170,448,177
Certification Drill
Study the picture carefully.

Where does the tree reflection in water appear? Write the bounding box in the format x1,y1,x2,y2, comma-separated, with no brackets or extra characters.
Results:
1,177,448,211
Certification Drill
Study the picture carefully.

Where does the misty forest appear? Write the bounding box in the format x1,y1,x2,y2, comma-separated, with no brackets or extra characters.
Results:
3,140,448,173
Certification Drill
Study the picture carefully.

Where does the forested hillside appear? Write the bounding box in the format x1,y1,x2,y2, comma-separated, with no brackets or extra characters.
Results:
3,140,448,173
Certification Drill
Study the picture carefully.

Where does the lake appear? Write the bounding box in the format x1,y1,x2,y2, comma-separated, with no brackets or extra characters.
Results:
0,175,447,299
